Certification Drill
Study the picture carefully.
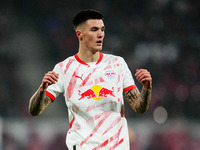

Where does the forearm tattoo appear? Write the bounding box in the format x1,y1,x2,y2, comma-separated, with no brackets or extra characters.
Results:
124,88,151,114
29,88,52,116
124,88,139,108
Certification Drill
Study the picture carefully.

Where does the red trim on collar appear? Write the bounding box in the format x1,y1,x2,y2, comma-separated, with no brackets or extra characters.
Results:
74,52,103,65
74,53,88,65
96,52,103,65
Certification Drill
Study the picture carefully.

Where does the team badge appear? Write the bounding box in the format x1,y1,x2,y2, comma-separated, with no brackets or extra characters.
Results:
105,70,116,79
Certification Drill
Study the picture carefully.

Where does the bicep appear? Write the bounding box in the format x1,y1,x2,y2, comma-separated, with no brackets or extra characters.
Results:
123,88,140,102
123,88,140,111
37,94,53,115
43,94,53,109
29,92,53,116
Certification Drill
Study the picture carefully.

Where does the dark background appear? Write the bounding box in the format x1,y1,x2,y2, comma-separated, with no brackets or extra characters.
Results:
0,0,200,149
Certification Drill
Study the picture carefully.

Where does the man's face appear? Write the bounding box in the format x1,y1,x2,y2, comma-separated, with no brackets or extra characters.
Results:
79,19,105,52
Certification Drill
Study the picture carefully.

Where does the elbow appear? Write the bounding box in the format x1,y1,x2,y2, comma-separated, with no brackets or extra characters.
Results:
137,110,146,114
30,111,41,116
135,107,149,114
29,110,38,116
28,102,42,116
28,108,41,116
30,112,40,116
135,109,145,114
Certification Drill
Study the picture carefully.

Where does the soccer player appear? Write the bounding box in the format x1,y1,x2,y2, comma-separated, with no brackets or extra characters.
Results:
29,9,152,150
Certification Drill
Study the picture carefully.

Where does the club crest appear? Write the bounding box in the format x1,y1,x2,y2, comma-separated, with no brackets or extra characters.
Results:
105,70,116,79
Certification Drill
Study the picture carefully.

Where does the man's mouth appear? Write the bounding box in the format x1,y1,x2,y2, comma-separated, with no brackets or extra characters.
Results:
96,40,102,46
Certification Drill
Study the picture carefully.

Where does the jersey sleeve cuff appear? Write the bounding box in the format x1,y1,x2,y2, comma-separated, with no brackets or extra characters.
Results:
45,91,55,102
123,85,137,93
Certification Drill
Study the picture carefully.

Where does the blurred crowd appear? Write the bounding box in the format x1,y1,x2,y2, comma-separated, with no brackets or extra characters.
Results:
0,0,199,119
0,0,200,149
3,120,200,150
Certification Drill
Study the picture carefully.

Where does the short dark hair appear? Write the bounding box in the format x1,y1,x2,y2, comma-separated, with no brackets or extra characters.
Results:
73,9,104,29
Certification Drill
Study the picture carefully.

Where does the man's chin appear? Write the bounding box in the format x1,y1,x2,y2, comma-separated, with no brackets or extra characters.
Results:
97,46,103,51
91,48,102,53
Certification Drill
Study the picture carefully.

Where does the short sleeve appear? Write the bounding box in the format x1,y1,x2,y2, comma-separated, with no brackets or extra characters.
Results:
120,57,137,93
46,64,64,101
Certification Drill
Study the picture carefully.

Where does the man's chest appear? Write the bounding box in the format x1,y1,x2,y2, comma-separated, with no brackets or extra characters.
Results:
63,62,124,104
64,62,123,89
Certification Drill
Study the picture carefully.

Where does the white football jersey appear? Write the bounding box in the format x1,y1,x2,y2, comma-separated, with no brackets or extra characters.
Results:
46,52,136,150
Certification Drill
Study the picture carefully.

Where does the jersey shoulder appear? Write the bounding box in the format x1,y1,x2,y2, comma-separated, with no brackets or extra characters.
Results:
56,55,76,67
102,53,125,64
53,55,77,73
60,55,76,64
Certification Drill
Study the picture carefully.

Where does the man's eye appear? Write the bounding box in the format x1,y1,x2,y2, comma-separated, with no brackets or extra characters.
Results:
92,28,97,31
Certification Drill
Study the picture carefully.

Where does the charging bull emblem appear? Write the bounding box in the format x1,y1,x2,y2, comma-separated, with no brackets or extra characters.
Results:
78,85,115,100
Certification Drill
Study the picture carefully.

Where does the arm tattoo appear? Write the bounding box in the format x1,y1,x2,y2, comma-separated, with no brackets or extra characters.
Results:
29,88,52,116
125,89,139,106
124,88,151,114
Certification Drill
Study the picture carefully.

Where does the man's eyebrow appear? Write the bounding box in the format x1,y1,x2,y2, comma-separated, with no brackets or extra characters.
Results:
91,25,105,29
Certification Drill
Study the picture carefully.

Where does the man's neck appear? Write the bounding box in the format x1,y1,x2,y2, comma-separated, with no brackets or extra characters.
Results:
77,50,100,63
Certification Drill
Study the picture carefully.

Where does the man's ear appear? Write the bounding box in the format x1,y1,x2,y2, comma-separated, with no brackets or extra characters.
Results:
76,30,83,40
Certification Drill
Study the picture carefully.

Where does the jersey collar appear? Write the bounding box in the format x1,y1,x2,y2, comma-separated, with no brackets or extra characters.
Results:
74,52,103,66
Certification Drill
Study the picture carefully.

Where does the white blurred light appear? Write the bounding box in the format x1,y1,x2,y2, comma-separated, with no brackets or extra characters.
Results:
134,42,179,63
153,106,168,124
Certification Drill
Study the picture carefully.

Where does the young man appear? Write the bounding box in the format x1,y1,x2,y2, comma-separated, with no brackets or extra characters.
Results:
29,9,152,150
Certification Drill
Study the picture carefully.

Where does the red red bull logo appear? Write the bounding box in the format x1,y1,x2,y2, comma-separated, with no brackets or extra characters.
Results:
78,85,115,100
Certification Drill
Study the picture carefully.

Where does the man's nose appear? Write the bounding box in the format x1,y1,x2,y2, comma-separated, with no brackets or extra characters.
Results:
97,31,104,38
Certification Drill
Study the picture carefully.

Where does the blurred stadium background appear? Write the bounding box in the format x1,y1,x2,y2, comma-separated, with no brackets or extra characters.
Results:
0,0,200,149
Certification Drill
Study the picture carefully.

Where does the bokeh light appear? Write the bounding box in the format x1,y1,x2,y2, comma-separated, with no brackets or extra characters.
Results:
153,106,168,124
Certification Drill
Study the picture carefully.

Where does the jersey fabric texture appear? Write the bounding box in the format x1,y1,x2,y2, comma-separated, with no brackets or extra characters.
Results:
46,52,136,150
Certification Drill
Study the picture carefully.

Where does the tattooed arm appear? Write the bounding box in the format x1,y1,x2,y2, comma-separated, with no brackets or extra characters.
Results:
28,71,59,116
29,85,52,116
124,88,151,114
123,69,152,114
